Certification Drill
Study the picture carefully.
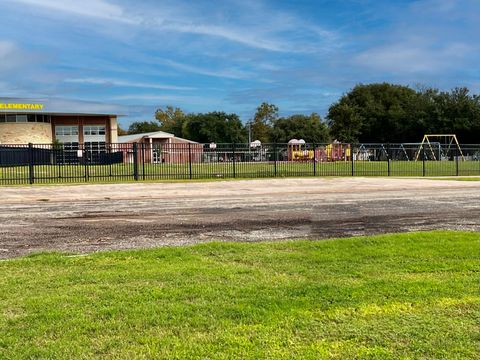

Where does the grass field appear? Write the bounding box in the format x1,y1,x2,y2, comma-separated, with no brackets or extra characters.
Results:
1,160,480,184
435,177,480,181
1,231,479,359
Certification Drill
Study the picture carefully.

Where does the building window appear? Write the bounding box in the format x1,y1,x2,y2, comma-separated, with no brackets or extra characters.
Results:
55,126,80,147
85,142,107,152
35,114,51,123
55,126,79,136
16,115,27,123
84,141,107,163
84,125,106,136
0,114,51,123
54,142,80,164
84,125,106,145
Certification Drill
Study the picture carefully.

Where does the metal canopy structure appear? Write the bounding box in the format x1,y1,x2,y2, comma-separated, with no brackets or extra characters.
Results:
414,134,465,161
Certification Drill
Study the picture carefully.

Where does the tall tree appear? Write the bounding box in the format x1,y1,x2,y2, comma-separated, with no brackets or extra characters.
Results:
127,121,161,134
251,102,278,143
328,83,421,142
327,83,480,143
327,102,363,143
155,106,186,137
432,87,480,143
182,112,247,143
272,113,330,143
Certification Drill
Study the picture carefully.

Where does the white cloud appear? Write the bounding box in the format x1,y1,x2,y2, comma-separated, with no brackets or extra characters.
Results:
354,42,474,74
348,0,480,79
64,77,195,91
158,59,252,80
0,40,16,58
109,93,216,105
8,0,136,23
0,40,45,76
410,0,459,15
5,0,339,53
159,22,285,52
0,41,25,71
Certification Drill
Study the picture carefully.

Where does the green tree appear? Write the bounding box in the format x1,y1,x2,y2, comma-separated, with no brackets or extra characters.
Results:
272,113,330,143
328,83,421,142
252,102,278,143
127,121,161,134
406,87,480,143
327,102,363,143
432,88,480,143
117,125,128,136
155,106,186,137
327,83,480,143
182,112,247,143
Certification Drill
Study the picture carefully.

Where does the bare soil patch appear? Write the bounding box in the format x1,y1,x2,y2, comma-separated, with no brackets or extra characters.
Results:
1,178,480,258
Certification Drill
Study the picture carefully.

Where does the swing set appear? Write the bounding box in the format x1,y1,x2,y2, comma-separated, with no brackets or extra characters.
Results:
414,134,465,161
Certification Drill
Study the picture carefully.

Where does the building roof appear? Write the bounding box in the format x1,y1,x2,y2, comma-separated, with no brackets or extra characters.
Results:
118,130,199,144
0,97,124,116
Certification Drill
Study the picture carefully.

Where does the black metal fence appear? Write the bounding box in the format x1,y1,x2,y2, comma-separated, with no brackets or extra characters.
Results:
0,142,479,185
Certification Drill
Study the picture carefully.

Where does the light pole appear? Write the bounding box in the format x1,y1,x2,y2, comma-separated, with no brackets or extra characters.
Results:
247,120,252,146
247,120,252,161
209,142,217,162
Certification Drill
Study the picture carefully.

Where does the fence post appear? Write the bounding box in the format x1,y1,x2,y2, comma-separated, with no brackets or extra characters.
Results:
188,143,192,180
313,143,316,176
351,144,354,176
28,143,34,184
422,144,426,177
142,142,146,180
274,143,277,177
133,142,139,181
232,143,236,178
387,143,390,176
455,148,459,176
84,145,89,182
108,143,113,177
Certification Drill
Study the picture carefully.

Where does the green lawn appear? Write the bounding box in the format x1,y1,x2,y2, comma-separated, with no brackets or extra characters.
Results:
1,160,480,184
1,231,479,359
434,177,480,181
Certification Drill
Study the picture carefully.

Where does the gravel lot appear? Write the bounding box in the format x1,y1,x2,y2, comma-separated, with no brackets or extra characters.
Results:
1,177,480,259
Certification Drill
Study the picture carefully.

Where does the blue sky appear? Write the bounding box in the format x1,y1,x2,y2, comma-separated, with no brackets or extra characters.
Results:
0,0,479,127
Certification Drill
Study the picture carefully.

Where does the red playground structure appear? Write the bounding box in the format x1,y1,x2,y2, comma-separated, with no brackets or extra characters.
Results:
287,139,351,162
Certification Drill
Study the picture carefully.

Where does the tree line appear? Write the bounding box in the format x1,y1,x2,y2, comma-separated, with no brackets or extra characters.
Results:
124,83,480,144
126,103,330,144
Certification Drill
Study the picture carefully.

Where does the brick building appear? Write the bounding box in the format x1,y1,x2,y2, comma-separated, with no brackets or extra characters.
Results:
118,131,203,164
0,98,120,146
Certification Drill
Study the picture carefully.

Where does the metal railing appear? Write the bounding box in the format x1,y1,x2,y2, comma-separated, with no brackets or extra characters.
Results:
0,142,479,185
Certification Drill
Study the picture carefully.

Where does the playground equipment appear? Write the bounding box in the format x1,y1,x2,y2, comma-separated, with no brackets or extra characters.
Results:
354,144,372,161
398,143,410,161
414,134,465,161
326,141,351,161
287,140,351,162
287,139,314,161
354,144,388,161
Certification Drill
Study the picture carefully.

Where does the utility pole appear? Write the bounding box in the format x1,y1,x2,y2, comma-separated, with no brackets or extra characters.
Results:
247,120,252,161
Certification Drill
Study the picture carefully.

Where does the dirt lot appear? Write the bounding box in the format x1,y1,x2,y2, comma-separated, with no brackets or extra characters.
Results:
1,177,480,259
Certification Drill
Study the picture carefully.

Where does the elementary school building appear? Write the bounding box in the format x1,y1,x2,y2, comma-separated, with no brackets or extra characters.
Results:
0,98,119,145
0,98,202,166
